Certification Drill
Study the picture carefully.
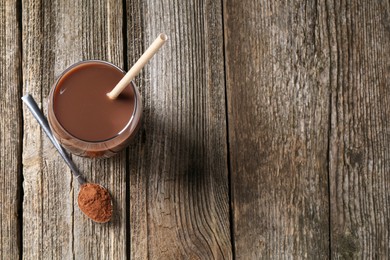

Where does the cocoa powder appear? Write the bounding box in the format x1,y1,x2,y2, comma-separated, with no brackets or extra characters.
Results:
78,183,113,223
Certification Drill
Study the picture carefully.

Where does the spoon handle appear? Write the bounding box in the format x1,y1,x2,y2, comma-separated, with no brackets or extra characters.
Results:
22,94,86,185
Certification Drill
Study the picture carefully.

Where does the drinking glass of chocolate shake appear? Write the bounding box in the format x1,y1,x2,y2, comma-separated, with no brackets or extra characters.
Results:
48,34,167,158
48,60,142,158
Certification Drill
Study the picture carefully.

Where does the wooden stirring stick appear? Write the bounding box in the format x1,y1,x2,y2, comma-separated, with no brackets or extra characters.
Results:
107,33,168,99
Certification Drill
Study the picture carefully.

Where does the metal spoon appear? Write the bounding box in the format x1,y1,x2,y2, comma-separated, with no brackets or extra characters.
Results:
22,94,113,223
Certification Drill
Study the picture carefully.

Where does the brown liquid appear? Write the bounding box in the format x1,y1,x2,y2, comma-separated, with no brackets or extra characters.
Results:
53,62,135,142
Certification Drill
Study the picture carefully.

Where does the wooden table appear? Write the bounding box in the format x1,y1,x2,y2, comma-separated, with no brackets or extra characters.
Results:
1,0,389,259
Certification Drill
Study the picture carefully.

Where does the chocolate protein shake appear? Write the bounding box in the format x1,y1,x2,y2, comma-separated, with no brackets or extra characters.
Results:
48,60,142,158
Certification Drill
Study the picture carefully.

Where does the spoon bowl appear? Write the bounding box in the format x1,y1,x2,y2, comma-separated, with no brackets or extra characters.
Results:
78,183,113,223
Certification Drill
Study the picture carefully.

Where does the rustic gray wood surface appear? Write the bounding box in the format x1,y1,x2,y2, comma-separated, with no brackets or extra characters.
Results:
0,1,21,259
0,0,389,259
126,0,231,259
225,0,331,258
328,0,390,258
224,0,389,259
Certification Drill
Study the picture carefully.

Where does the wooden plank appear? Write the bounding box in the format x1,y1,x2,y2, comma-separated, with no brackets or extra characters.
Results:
126,0,232,258
0,1,21,259
224,0,331,258
22,0,74,258
328,0,390,258
22,0,126,259
71,1,127,259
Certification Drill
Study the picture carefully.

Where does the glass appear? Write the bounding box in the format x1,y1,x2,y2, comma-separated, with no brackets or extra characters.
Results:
48,60,142,158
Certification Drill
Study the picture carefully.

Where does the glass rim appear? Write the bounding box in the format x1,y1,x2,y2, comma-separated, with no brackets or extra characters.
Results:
50,59,138,143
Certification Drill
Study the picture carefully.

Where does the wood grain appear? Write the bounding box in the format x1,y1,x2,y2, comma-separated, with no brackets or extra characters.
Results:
11,0,390,258
224,0,331,258
328,0,390,258
0,1,21,259
22,0,75,258
126,0,232,258
22,0,126,258
72,1,127,259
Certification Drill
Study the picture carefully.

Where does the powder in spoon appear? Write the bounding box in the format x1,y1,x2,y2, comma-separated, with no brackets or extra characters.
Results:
78,183,113,223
